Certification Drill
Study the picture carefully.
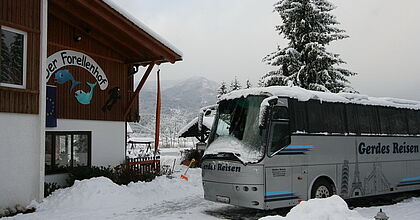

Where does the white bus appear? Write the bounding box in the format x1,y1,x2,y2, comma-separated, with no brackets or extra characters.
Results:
201,86,420,210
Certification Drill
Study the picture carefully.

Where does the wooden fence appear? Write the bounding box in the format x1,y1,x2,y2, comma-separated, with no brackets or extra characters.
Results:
126,156,160,175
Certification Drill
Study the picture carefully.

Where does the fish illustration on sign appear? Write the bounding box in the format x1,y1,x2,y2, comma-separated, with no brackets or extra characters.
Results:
75,82,97,105
54,69,81,91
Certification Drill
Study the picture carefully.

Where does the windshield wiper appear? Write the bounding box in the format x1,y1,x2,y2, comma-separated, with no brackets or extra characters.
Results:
202,152,242,163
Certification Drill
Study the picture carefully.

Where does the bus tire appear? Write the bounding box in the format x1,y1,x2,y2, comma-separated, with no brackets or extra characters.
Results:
311,178,336,199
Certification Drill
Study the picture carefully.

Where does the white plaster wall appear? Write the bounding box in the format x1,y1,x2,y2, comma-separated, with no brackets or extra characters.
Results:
0,113,41,211
46,119,125,167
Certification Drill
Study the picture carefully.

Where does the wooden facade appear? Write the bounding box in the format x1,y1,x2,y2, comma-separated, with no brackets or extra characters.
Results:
46,14,138,122
0,0,40,114
1,0,182,121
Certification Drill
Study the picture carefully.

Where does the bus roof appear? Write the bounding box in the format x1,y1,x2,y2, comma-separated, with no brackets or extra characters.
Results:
219,86,420,110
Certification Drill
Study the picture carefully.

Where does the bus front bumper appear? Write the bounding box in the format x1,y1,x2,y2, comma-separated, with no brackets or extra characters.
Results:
203,180,265,209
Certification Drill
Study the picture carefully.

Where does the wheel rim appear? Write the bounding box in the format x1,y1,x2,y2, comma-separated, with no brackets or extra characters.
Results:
315,185,330,198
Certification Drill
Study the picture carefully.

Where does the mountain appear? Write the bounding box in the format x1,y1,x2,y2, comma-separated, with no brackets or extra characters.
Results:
162,76,218,111
133,76,219,141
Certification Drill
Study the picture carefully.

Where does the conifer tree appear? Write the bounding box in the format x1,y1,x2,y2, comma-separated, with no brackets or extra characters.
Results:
9,34,24,84
230,76,241,91
262,0,356,93
217,81,228,98
245,79,252,89
0,32,11,83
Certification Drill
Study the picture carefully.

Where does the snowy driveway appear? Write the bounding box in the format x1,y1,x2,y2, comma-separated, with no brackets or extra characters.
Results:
6,166,420,220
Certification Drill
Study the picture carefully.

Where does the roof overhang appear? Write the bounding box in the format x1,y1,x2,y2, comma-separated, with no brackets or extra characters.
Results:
49,0,182,65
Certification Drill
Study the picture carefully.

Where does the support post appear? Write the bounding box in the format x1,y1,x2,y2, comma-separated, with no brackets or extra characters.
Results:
124,62,155,119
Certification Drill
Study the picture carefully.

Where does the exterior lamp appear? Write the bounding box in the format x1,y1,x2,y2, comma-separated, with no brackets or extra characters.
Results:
374,209,389,220
74,35,82,42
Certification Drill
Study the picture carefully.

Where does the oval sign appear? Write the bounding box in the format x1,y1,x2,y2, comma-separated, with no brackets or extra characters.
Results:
46,50,108,90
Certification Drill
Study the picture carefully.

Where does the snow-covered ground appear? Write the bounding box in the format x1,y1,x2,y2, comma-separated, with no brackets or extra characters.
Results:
5,149,420,220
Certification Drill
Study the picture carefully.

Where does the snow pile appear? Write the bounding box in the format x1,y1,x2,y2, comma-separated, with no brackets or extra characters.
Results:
11,168,204,220
36,177,133,212
260,195,368,220
220,86,420,110
204,136,263,163
356,197,420,219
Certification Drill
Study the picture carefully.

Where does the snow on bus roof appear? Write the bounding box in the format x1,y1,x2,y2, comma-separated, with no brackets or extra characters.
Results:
219,86,420,110
102,0,183,57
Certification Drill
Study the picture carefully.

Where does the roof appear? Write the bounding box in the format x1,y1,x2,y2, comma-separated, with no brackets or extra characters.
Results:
178,116,215,138
49,0,183,64
127,137,154,144
220,86,420,110
102,0,183,58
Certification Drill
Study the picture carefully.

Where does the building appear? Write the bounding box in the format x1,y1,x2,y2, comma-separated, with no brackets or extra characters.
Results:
0,0,182,211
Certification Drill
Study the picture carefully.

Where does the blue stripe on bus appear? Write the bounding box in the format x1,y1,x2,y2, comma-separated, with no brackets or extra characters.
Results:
402,176,420,182
265,191,293,196
284,145,314,149
278,152,305,155
400,180,420,184
265,194,294,198
282,148,311,152
265,196,299,202
398,182,420,187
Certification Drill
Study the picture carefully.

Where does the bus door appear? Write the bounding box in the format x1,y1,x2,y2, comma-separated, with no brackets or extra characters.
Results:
264,105,300,207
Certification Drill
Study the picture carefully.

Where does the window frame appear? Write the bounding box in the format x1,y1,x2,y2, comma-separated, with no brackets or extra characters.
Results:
45,131,92,174
0,25,27,89
267,106,291,157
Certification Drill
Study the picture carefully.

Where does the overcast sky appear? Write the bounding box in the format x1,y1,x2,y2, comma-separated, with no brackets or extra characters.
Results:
111,0,420,101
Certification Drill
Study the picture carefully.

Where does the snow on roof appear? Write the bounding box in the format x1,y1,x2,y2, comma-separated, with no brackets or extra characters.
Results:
102,0,183,57
126,123,133,133
220,86,420,110
177,116,215,137
127,137,154,143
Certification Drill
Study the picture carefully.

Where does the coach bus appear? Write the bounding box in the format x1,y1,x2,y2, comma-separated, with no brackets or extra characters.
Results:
201,86,420,210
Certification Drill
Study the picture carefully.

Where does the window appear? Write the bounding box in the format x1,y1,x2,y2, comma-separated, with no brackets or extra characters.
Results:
0,26,27,88
269,121,290,156
45,132,91,174
289,99,308,132
407,110,420,135
378,107,408,134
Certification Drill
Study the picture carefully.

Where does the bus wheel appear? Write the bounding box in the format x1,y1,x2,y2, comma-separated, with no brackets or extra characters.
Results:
311,178,335,199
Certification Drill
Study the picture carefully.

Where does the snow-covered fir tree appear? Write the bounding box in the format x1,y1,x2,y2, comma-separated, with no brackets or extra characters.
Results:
245,79,252,89
9,34,24,83
262,0,356,93
230,76,241,91
0,32,11,83
217,81,228,98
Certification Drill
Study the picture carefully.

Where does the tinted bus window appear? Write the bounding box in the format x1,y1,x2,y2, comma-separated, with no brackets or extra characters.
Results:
407,110,420,135
378,107,408,134
357,105,380,134
307,100,324,133
323,103,346,133
289,99,308,133
269,121,290,156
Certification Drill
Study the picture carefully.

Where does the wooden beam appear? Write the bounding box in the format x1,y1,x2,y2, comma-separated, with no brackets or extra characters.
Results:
124,62,155,119
48,5,132,60
76,0,178,63
50,1,150,60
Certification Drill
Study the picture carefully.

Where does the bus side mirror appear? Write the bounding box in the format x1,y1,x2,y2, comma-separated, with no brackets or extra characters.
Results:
259,96,278,130
259,106,270,130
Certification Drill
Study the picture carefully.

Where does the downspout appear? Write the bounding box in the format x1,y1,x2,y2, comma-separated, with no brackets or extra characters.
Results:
38,0,48,201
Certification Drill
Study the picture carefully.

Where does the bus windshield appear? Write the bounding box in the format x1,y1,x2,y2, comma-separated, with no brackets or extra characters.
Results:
205,96,266,164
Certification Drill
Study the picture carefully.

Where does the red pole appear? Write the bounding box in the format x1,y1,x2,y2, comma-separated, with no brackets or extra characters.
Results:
154,69,161,154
